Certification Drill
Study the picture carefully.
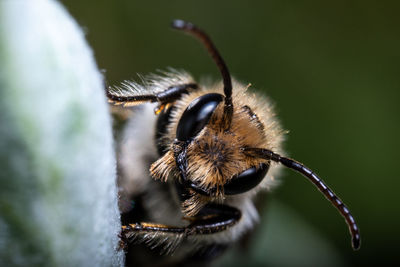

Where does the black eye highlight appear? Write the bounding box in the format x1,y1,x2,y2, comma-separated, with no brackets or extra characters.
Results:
224,163,269,195
176,93,223,141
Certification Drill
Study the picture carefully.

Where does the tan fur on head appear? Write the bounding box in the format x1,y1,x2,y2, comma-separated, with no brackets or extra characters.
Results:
149,78,284,215
150,150,176,182
182,192,209,217
186,103,267,192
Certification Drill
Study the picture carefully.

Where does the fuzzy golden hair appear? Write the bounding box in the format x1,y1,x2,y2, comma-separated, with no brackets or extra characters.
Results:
150,79,284,216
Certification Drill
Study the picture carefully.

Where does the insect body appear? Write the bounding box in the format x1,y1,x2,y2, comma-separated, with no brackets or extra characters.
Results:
108,20,360,264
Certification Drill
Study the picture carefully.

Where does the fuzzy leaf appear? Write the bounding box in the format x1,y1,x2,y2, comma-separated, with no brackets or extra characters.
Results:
0,0,124,266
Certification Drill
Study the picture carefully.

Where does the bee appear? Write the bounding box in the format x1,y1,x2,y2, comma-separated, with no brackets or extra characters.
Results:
107,20,360,265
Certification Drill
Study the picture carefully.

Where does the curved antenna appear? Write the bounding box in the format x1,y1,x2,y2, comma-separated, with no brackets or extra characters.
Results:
243,147,361,250
172,19,233,130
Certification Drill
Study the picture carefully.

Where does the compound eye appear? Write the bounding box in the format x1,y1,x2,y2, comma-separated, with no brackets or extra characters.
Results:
224,163,269,195
176,93,223,141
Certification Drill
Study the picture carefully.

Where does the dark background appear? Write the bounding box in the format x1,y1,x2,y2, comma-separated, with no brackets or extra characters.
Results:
60,1,399,266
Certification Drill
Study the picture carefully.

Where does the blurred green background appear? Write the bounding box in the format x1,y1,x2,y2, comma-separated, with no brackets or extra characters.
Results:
60,0,399,266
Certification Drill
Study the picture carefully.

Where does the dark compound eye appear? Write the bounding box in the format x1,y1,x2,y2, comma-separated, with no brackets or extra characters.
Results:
224,163,270,195
176,93,223,141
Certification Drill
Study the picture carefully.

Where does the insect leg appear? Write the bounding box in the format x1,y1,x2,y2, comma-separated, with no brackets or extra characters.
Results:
106,83,198,107
122,204,240,237
155,83,198,103
185,203,242,235
120,204,241,253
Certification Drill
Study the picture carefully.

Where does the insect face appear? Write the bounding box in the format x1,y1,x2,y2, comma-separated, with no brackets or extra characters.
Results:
150,84,280,216
107,19,360,264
